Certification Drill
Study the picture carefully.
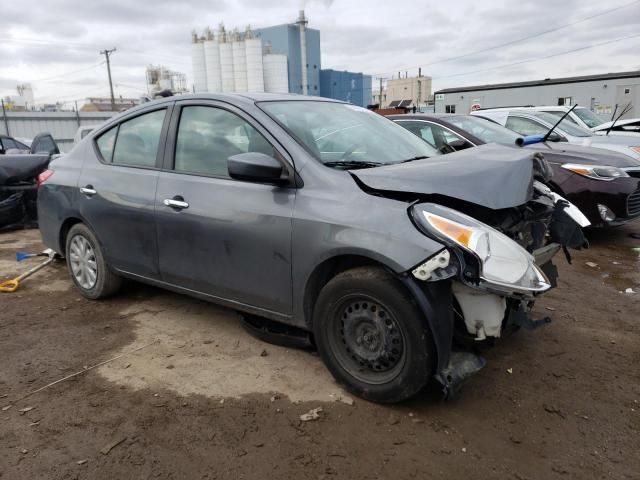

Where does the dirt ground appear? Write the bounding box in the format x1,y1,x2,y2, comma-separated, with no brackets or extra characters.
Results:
1,226,639,480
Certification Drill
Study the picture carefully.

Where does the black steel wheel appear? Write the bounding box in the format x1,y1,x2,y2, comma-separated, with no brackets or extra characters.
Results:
313,266,435,403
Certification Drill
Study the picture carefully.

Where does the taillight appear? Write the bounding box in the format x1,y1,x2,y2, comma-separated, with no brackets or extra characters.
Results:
37,169,54,187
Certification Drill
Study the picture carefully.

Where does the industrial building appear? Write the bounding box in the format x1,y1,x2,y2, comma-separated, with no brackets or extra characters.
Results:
319,69,372,107
189,10,374,105
385,72,432,109
190,11,318,96
434,70,640,117
146,65,188,96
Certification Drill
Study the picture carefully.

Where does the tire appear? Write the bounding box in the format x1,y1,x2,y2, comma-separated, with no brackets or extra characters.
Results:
65,223,121,299
312,266,435,403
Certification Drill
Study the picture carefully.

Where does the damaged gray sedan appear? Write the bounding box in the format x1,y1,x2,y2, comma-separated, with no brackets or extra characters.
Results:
37,94,588,403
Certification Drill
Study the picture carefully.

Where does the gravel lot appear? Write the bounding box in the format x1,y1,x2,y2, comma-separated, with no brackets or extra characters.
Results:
1,226,639,479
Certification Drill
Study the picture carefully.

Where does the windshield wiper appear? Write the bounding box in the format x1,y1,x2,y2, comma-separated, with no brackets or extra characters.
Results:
400,156,429,163
543,104,577,142
323,160,386,170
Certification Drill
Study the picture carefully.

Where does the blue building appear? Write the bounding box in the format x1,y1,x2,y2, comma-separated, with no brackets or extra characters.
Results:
254,23,321,95
319,69,372,107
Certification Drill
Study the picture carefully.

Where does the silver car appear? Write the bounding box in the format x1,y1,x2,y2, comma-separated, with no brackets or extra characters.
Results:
473,109,640,161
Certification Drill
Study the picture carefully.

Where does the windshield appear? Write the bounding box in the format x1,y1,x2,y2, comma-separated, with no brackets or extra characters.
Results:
446,115,521,145
532,111,593,137
258,101,440,167
573,108,606,128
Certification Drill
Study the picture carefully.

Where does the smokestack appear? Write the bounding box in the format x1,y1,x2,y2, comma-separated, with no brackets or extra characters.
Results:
297,10,308,95
418,67,421,77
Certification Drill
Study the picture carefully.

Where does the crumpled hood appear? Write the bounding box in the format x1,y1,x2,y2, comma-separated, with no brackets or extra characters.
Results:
352,144,535,210
526,142,640,168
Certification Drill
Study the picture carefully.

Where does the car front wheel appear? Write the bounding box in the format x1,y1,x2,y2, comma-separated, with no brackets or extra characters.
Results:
65,223,121,299
313,266,435,403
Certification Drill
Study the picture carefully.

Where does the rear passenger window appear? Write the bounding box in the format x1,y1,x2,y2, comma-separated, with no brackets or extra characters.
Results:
112,110,166,167
96,127,117,162
174,106,275,177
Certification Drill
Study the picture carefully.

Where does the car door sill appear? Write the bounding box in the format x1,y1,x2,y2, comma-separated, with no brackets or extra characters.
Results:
115,269,292,323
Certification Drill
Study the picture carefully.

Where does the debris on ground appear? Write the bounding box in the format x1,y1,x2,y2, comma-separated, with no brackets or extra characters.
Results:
300,407,323,422
18,406,35,414
624,288,635,294
76,459,87,465
585,262,598,268
99,437,127,455
2,405,12,411
543,404,565,418
507,368,513,375
260,349,269,357
545,306,556,311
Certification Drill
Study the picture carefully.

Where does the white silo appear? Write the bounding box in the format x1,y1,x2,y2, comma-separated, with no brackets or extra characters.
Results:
245,36,264,92
218,27,235,92
204,32,222,92
263,54,289,93
231,34,248,92
191,33,207,93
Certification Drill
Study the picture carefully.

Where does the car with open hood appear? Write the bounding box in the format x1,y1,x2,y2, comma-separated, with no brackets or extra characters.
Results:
390,113,640,227
37,94,586,403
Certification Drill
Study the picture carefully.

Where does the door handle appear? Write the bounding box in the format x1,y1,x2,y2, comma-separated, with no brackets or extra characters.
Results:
80,185,97,196
163,198,189,210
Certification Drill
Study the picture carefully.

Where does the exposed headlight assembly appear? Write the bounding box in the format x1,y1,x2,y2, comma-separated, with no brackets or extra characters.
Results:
562,163,629,181
411,203,551,296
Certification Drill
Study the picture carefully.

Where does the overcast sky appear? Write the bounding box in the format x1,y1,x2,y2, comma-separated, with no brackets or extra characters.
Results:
1,0,639,106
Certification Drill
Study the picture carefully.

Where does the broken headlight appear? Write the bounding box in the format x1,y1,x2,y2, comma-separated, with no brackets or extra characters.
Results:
561,163,629,181
410,203,551,295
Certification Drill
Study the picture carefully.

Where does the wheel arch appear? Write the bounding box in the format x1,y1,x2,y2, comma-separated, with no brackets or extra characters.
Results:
302,253,402,330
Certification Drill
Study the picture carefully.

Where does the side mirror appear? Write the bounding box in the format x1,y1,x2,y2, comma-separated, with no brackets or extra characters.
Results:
547,132,564,142
228,152,285,183
447,139,472,151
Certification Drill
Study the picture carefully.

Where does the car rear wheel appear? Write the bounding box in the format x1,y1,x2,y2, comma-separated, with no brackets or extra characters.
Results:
313,266,435,403
65,223,121,299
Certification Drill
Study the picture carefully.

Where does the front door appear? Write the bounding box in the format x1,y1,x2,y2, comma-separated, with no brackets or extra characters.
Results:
154,102,295,315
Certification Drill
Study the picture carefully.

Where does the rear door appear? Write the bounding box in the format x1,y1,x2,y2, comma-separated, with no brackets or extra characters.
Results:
154,100,295,315
78,105,172,278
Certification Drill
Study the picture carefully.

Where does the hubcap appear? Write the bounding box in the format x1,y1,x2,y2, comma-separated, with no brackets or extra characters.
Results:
69,235,98,290
329,297,406,384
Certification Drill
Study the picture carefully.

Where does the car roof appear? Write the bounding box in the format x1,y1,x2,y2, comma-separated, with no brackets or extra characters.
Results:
110,92,346,120
478,105,588,112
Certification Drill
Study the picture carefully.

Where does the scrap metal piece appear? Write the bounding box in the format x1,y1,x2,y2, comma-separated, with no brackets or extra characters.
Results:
412,249,450,281
435,351,486,400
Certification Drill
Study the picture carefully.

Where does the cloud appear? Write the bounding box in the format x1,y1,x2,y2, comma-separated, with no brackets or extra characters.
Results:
0,0,638,104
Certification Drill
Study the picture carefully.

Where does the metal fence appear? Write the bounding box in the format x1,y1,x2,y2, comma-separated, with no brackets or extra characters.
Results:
0,109,115,152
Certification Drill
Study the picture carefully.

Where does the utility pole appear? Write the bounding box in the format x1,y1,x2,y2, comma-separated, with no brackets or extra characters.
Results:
100,48,117,111
377,77,388,108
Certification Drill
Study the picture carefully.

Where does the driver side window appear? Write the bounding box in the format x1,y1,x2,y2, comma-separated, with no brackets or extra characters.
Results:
174,106,276,177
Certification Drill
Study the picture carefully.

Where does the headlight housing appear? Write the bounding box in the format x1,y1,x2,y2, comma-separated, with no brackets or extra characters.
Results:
410,203,550,295
561,163,629,181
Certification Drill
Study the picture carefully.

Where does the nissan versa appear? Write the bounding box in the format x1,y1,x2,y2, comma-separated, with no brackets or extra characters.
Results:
37,94,587,403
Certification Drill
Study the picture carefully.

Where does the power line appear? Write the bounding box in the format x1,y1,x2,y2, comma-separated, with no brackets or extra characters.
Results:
27,61,105,83
369,0,640,77
430,32,640,81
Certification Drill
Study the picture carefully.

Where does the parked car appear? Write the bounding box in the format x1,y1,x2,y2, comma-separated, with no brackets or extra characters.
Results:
37,94,586,403
0,135,31,154
0,133,60,230
471,109,640,161
390,114,640,227
478,106,640,136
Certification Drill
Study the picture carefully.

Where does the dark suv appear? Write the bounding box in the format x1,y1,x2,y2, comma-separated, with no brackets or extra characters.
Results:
37,94,584,403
